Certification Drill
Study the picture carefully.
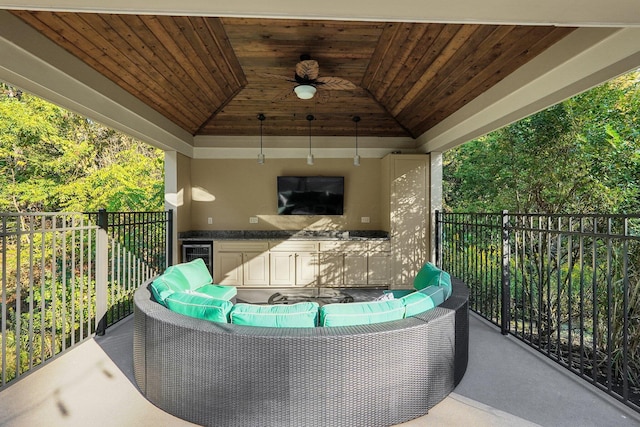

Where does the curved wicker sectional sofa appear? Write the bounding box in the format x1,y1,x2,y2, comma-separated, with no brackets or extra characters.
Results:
133,278,468,427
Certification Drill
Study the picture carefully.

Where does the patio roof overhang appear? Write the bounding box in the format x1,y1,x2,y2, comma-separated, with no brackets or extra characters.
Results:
0,1,639,158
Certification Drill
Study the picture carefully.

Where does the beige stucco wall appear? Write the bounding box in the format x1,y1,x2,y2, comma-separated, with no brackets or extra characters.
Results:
188,158,383,231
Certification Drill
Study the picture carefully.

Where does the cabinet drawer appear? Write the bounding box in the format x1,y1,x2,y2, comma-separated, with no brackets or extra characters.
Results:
368,241,391,252
269,241,318,252
216,241,269,252
319,241,367,252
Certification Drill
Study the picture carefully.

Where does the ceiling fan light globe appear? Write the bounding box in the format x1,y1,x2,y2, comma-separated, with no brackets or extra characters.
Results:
294,84,317,99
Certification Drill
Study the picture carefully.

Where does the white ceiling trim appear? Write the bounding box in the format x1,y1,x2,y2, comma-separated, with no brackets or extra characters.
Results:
0,0,639,27
192,136,415,159
193,135,415,148
192,147,415,160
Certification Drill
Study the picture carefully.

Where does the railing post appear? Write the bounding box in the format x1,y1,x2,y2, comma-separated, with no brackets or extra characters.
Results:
167,209,174,268
96,209,108,336
435,210,440,268
501,210,511,335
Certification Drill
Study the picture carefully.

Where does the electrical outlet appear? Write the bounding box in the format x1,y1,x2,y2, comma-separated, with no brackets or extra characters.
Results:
361,216,370,223
207,217,213,224
249,216,259,224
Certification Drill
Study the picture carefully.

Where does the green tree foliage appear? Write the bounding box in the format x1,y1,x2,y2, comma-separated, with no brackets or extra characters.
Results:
0,83,164,213
443,71,640,398
444,70,640,214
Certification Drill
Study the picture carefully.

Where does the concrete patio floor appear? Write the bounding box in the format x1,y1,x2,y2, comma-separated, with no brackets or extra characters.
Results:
0,309,638,426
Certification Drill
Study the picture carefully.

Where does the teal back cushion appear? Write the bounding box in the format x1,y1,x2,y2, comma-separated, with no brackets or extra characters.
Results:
164,292,232,323
320,299,405,327
439,270,453,299
419,285,446,306
192,284,237,301
230,302,319,328
413,262,444,291
150,277,175,305
172,258,213,290
401,291,436,317
155,268,191,293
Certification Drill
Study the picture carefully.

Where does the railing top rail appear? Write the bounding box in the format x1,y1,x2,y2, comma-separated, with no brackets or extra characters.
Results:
438,211,640,238
439,211,640,220
0,212,85,217
84,210,171,215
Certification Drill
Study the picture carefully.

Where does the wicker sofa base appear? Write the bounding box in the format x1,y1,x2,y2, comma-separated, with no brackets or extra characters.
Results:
133,279,469,427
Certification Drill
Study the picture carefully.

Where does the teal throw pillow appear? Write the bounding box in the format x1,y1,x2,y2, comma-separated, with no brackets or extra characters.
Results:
320,299,405,327
413,262,444,291
230,302,319,328
172,258,213,290
164,292,232,323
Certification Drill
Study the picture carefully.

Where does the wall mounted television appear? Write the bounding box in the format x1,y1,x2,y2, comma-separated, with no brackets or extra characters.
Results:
277,176,344,215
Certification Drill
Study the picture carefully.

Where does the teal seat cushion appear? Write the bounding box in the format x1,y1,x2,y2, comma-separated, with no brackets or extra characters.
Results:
170,258,213,290
400,291,436,317
320,299,405,327
230,302,320,328
383,289,413,298
419,285,446,306
192,284,237,301
164,292,232,323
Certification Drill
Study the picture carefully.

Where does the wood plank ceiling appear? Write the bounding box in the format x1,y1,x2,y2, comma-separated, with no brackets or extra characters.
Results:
10,10,575,139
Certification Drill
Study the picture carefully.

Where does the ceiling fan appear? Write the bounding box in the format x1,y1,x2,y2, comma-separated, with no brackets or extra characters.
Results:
261,55,357,101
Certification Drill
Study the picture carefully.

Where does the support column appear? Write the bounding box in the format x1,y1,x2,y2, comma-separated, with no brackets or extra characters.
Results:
430,152,443,264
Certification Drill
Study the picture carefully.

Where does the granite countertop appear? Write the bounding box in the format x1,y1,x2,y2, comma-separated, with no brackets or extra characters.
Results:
178,230,389,241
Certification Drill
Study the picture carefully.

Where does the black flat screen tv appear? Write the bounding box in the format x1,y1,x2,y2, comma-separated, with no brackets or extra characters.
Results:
277,176,344,215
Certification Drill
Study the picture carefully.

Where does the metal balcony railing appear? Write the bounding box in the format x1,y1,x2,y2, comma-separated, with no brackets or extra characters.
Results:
436,211,640,414
0,210,172,390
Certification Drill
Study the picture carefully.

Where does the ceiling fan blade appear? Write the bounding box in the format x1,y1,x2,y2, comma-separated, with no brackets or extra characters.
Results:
295,60,319,81
271,86,294,102
257,72,296,82
315,76,357,90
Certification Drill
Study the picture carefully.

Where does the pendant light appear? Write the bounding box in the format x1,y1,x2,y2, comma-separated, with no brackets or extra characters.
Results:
257,113,265,164
353,115,361,166
306,114,315,165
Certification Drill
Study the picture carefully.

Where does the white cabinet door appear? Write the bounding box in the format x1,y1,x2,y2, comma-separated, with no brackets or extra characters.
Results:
368,251,392,286
319,253,344,286
243,252,269,286
295,252,318,286
215,252,243,286
270,252,295,286
344,253,367,286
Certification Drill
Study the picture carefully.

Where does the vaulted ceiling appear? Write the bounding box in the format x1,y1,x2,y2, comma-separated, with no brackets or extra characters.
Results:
1,2,639,157
9,11,574,138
